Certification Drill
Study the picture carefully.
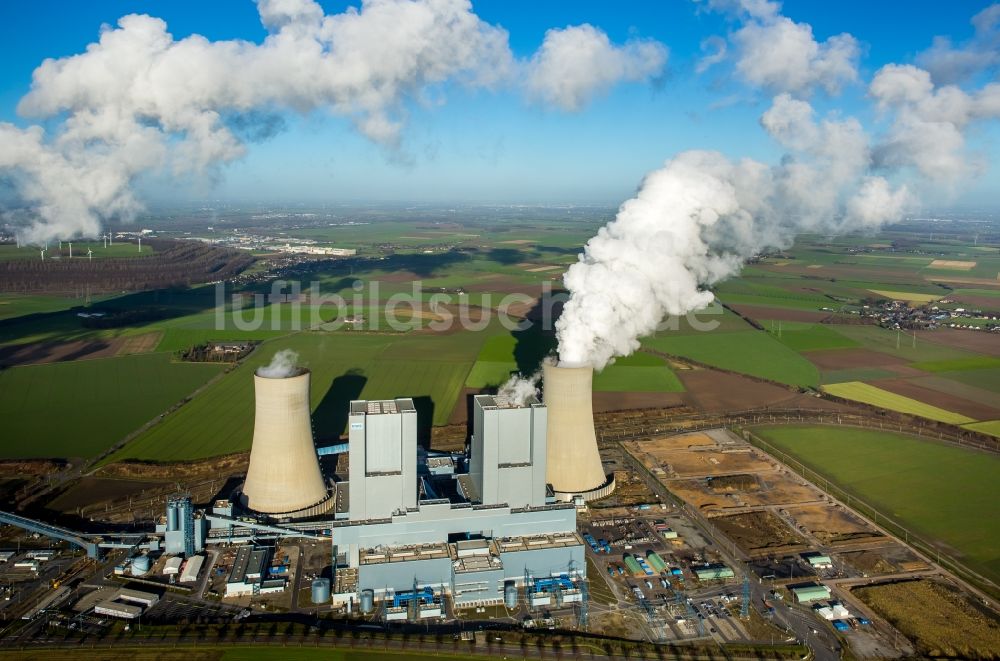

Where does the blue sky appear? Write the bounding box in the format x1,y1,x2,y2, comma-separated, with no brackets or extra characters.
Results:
1,0,997,209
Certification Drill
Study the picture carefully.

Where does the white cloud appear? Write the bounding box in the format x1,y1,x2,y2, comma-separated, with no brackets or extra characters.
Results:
525,24,667,111
732,16,859,95
700,0,859,95
695,35,727,74
870,64,1000,182
916,3,1000,84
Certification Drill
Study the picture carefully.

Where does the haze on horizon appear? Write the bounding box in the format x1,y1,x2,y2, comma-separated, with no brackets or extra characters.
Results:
1,0,999,241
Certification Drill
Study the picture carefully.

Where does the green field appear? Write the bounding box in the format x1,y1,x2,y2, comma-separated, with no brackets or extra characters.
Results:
464,333,684,392
821,381,975,424
0,354,225,459
752,425,1000,584
764,321,860,352
106,331,482,463
911,357,1000,373
644,329,819,387
962,420,1000,438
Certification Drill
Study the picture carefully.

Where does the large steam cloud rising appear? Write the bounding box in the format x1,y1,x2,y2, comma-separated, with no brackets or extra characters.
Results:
554,1,1000,370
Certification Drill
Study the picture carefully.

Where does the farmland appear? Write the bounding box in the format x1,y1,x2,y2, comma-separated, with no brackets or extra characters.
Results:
643,329,820,387
0,215,996,469
0,353,225,459
104,331,483,463
751,424,1000,584
820,381,976,424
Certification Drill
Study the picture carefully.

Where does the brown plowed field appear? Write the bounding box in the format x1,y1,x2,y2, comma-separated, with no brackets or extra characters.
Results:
677,368,850,412
911,376,1000,409
729,304,831,322
0,338,124,367
915,328,1000,356
593,391,686,412
804,348,909,369
871,378,1000,420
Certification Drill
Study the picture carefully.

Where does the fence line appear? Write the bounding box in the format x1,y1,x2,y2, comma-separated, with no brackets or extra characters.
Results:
742,430,998,600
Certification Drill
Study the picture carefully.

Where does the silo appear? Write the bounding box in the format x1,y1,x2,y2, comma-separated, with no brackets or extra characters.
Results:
542,363,613,499
131,555,151,575
311,578,331,604
359,589,375,614
504,582,518,609
166,504,178,531
241,369,329,515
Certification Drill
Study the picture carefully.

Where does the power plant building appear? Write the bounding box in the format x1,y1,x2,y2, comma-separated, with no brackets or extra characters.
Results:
470,394,547,509
326,396,584,608
347,399,418,520
159,370,590,614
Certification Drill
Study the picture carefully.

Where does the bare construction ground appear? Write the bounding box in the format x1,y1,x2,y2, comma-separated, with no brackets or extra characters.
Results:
839,544,925,577
624,438,773,478
783,503,884,547
711,510,809,556
668,470,823,515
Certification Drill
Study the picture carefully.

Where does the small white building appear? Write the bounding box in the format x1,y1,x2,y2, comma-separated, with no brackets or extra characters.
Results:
95,600,142,620
116,588,159,608
163,556,183,575
180,555,205,583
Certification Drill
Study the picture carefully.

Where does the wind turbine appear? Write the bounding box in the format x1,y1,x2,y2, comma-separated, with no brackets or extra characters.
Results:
68,242,72,258
87,249,93,261
103,234,108,249
40,249,45,261
138,237,142,252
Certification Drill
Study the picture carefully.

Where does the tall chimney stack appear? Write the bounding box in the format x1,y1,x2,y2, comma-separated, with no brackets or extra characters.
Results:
542,362,614,501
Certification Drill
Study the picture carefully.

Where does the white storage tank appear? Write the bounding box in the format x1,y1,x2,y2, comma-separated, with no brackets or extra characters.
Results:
359,589,375,614
504,582,518,609
311,578,331,604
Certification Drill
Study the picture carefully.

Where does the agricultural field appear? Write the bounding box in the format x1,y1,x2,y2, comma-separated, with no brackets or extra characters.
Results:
105,330,486,463
464,332,684,392
643,329,820,387
853,580,1000,659
0,353,225,459
751,424,1000,584
820,381,975,424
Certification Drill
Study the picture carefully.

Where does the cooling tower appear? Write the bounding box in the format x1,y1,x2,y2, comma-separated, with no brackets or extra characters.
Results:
241,369,331,516
542,362,614,501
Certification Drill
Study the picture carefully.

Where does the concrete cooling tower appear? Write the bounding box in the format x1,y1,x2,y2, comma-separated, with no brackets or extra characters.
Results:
542,362,615,501
241,369,333,518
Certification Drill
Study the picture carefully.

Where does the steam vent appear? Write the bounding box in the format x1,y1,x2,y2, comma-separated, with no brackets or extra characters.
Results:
241,369,333,518
542,362,615,501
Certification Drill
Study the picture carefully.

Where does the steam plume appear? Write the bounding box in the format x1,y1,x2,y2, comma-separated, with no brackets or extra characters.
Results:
556,94,913,370
257,349,300,379
496,369,541,406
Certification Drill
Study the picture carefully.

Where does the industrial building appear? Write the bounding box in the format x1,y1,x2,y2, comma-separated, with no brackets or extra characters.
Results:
792,583,832,603
157,495,204,557
24,366,594,618
226,545,286,597
326,393,586,611
94,600,142,620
